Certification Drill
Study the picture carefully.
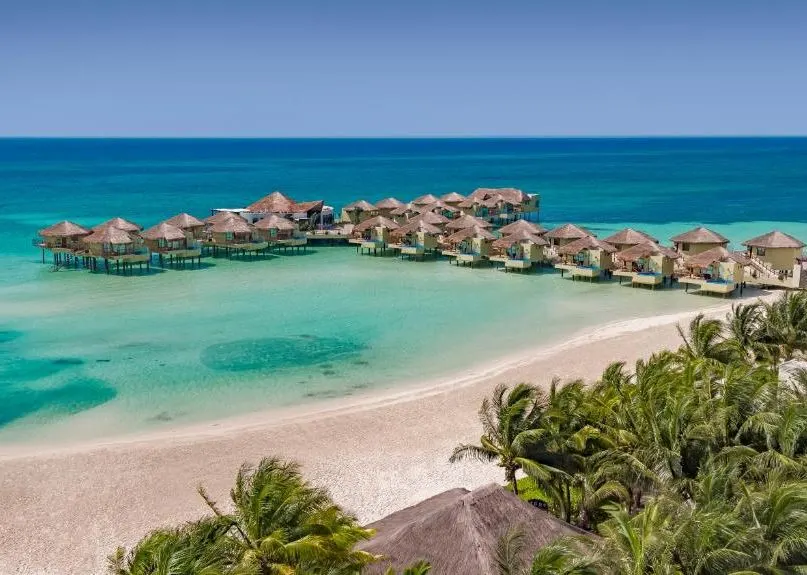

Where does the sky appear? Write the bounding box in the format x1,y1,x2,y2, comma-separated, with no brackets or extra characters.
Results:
1,0,806,137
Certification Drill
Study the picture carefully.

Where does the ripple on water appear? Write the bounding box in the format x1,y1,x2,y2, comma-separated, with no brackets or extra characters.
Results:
200,336,366,372
0,377,117,427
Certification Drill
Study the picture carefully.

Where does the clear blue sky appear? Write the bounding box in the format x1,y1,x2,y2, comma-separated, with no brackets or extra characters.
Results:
2,0,806,136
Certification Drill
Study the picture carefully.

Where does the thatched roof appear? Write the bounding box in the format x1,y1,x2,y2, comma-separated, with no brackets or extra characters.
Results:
444,214,493,231
39,220,90,238
253,214,296,231
544,223,593,240
558,235,617,255
390,203,417,216
603,228,658,246
457,198,479,208
82,226,133,245
412,194,440,206
671,226,729,245
616,241,680,262
742,230,805,249
375,197,405,209
354,216,401,232
685,246,747,268
359,484,588,575
141,222,187,242
92,217,142,233
344,200,378,212
204,211,246,225
440,192,466,202
492,229,548,248
415,200,460,215
498,220,547,235
391,219,443,237
164,213,205,229
412,212,449,226
446,226,496,244
210,217,253,234
245,192,323,214
468,187,530,204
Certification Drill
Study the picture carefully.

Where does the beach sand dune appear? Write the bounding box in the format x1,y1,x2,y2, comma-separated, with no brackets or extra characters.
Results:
0,300,759,574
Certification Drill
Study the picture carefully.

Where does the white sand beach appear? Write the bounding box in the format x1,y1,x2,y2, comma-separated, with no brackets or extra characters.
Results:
0,297,769,575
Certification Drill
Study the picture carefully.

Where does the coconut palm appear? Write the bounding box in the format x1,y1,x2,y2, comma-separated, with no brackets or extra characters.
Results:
384,561,432,575
677,314,737,364
724,302,763,361
757,291,807,364
450,383,553,495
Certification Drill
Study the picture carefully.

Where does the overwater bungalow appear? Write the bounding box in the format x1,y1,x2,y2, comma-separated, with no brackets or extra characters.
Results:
415,200,460,220
412,193,440,206
254,214,307,251
444,214,493,232
411,211,450,229
351,216,400,255
466,187,540,222
164,213,206,239
389,203,419,225
374,197,405,218
742,231,805,287
36,221,90,265
341,200,379,225
613,242,680,289
555,236,617,281
490,229,549,271
205,217,268,256
497,219,548,236
389,220,442,259
443,226,496,266
92,217,143,234
603,228,659,252
440,192,466,206
671,227,729,257
679,246,747,296
242,191,328,229
80,225,150,274
141,222,202,267
204,210,247,226
543,223,593,249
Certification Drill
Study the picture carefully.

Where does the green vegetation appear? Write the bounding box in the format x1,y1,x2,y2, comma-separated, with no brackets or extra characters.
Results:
453,292,807,574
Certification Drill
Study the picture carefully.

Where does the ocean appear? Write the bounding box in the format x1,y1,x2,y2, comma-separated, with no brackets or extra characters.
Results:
1,137,807,444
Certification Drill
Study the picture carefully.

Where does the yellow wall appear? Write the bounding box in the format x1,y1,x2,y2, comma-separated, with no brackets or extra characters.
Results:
749,246,801,272
674,241,726,257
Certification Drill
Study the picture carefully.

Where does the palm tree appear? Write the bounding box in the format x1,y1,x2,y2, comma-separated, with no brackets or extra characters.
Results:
757,291,807,364
384,561,432,575
450,383,550,495
528,540,598,575
724,302,762,361
677,314,736,364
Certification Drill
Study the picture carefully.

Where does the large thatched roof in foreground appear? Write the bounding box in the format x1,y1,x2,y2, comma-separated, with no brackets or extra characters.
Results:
359,484,589,575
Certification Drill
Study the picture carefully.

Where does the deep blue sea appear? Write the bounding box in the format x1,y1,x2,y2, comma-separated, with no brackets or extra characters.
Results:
1,137,807,444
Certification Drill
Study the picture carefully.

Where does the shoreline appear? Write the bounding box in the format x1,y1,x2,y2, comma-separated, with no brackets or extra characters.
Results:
0,293,763,460
0,292,775,575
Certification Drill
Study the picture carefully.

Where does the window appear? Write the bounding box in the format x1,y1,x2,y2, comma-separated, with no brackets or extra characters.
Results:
681,243,690,251
756,247,766,256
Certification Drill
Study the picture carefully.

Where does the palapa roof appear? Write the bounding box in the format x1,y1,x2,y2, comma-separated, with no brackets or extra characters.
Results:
210,217,253,234
390,203,416,216
344,199,378,212
411,211,449,226
39,220,90,238
444,214,493,231
359,484,588,575
544,223,593,240
140,222,187,242
498,219,547,236
445,225,496,243
374,197,405,210
391,219,443,237
253,214,296,231
415,200,459,215
603,227,658,246
616,241,680,262
742,230,805,249
82,226,133,245
92,217,142,233
245,191,323,214
685,246,747,268
411,193,440,205
164,213,205,229
440,192,466,202
492,229,548,248
670,226,729,245
468,187,530,204
204,211,247,225
353,215,401,232
558,235,617,255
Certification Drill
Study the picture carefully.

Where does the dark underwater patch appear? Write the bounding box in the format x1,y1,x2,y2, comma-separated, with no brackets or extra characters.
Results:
0,378,117,427
0,330,23,344
200,336,366,372
0,356,84,384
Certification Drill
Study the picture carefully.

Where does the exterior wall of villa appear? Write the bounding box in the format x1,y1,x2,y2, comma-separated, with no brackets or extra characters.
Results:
674,242,726,257
749,246,801,272
472,237,490,257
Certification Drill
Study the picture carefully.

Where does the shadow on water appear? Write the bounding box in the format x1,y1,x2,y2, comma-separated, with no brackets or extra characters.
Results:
0,377,117,427
0,356,85,383
270,248,320,257
152,261,217,272
201,335,367,372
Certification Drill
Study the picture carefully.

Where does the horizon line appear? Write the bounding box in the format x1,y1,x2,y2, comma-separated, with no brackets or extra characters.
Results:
2,134,807,140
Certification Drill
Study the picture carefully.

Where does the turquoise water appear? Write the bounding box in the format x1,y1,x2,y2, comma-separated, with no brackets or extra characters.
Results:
1,138,807,443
